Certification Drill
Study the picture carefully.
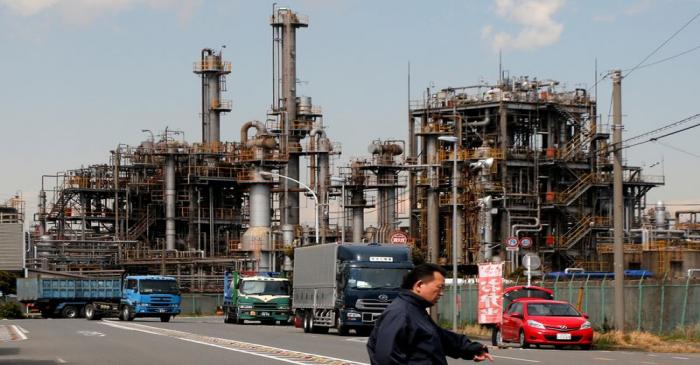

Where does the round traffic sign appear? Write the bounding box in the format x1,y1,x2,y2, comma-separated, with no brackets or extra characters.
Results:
520,237,533,249
522,253,541,270
506,237,519,247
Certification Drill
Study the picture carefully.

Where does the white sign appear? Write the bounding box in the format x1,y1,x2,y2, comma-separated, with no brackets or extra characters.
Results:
369,256,393,262
505,246,519,252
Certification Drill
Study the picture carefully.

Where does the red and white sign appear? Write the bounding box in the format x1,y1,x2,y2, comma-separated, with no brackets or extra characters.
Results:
389,230,409,245
520,237,533,249
477,263,504,324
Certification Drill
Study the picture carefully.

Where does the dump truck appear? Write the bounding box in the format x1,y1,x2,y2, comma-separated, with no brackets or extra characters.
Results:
222,271,292,324
17,275,181,322
293,243,413,335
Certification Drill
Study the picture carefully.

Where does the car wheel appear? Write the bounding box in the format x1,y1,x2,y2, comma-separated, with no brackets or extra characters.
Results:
519,330,529,349
492,327,504,346
62,306,78,319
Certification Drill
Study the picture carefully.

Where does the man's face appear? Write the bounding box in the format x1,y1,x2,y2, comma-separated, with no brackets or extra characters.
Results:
412,272,446,305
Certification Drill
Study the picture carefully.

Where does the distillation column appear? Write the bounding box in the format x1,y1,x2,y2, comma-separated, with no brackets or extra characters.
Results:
311,128,331,243
426,135,439,262
272,9,308,226
194,48,231,147
165,147,176,251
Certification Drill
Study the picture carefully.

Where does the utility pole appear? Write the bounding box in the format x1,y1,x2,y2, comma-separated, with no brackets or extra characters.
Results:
612,70,625,331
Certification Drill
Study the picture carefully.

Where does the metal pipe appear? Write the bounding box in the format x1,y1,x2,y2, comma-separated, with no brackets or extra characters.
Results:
612,69,625,331
165,151,176,251
352,189,364,242
426,135,439,262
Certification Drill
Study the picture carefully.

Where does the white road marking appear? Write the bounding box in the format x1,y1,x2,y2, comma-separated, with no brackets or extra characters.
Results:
493,355,541,363
15,325,29,334
672,357,689,360
345,338,368,343
77,330,105,337
11,325,28,340
101,321,369,365
56,358,67,364
648,354,658,357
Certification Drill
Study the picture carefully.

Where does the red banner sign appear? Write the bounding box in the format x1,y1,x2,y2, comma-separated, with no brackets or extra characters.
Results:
477,263,504,324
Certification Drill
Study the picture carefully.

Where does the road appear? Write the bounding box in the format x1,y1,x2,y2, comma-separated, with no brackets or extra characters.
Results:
0,317,697,365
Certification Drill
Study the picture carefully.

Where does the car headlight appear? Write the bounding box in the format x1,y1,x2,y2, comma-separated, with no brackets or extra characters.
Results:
581,321,591,329
346,312,361,319
527,320,545,329
239,305,253,310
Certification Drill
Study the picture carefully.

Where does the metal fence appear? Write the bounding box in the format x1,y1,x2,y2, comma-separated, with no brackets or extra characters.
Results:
437,276,700,334
180,293,224,315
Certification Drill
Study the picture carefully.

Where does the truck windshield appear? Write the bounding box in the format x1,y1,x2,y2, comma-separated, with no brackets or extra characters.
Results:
240,280,289,295
139,280,179,295
348,268,409,290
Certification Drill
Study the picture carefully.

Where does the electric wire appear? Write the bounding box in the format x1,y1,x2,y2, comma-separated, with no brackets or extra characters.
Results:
623,10,700,78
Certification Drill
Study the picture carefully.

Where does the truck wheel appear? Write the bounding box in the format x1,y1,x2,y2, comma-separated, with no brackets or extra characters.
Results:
122,306,135,321
336,316,349,336
62,306,78,319
85,304,98,320
224,309,232,324
302,312,311,333
160,315,171,323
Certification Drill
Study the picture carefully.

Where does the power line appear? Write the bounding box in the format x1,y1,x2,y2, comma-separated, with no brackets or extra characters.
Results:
618,113,700,147
655,140,700,159
624,117,700,150
625,43,700,72
624,11,700,78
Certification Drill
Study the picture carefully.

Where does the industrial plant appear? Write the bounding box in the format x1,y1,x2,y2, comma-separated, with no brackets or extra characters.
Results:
21,7,700,292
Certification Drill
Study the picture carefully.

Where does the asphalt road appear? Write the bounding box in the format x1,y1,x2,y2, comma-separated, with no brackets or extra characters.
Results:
0,316,697,365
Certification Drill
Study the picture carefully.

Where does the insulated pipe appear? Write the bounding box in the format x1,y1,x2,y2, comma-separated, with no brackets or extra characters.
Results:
351,190,364,242
465,110,491,127
426,135,439,262
165,151,176,251
240,120,268,145
313,129,331,244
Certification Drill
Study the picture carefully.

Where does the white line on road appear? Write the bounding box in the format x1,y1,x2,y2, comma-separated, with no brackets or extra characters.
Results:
56,358,67,364
345,338,368,343
11,325,28,340
101,321,370,365
672,357,689,360
492,355,541,363
15,325,29,334
77,331,106,337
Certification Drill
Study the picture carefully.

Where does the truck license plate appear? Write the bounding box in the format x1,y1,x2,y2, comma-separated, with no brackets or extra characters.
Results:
556,333,572,340
158,308,166,313
261,312,270,317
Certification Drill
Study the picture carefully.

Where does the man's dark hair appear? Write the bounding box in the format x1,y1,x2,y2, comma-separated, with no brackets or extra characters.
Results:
401,263,447,289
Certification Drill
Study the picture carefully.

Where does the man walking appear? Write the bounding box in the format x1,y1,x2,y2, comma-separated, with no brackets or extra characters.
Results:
367,263,493,364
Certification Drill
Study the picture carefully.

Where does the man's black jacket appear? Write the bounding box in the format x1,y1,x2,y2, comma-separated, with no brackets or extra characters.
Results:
366,290,486,365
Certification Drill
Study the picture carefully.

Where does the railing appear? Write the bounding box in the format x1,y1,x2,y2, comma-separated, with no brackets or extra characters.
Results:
193,60,232,73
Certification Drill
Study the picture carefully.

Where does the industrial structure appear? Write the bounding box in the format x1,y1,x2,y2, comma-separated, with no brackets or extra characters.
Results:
25,7,700,290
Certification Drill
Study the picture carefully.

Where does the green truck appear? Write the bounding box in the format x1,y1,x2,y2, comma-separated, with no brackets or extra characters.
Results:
222,271,292,325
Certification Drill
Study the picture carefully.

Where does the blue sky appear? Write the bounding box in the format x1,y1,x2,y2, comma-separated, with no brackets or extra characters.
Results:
1,0,700,225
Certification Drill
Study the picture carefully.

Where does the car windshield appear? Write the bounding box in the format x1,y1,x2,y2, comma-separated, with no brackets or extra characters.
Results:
139,280,179,294
240,280,289,295
347,268,409,290
527,302,580,317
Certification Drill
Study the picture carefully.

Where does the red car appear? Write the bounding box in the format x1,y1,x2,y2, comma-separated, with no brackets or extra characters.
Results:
491,285,554,346
499,298,593,350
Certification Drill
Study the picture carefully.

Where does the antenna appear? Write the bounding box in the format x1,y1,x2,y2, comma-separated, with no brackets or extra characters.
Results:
498,49,502,85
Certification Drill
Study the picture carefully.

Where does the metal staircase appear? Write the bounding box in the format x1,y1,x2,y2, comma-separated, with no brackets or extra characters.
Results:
557,173,596,206
127,209,156,240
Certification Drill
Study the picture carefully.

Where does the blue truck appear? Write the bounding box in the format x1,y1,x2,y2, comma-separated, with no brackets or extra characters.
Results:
17,275,182,322
292,243,414,335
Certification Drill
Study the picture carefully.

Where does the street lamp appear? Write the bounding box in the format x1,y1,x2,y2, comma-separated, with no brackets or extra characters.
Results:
260,171,319,244
331,176,346,243
438,134,459,332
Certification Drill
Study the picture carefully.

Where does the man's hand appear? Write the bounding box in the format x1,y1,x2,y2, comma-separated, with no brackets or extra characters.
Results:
473,345,494,362
473,352,494,362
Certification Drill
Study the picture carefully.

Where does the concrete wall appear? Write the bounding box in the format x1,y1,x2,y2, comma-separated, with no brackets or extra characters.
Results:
0,223,22,271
